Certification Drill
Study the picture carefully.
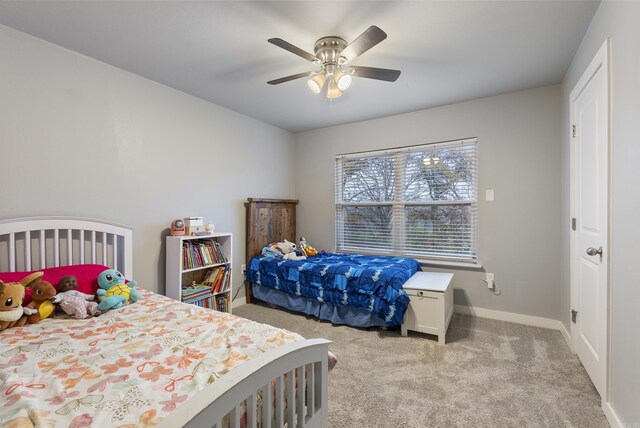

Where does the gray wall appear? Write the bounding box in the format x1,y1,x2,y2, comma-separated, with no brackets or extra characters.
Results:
295,85,562,321
0,25,295,297
561,2,640,424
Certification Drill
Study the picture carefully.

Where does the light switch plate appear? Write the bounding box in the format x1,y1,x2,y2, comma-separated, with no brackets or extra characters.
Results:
486,189,494,201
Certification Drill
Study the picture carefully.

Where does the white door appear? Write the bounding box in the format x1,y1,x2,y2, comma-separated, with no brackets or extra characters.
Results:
570,41,609,398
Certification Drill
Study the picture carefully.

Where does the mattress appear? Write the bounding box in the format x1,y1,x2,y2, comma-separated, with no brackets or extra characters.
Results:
0,290,303,427
248,252,419,327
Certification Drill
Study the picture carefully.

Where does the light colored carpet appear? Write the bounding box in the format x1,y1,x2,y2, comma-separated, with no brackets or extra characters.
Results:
234,302,608,427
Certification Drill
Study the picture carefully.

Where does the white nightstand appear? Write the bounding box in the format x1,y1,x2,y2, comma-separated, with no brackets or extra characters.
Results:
401,272,454,344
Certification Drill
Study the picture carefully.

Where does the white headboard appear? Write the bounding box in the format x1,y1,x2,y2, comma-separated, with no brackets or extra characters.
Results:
0,216,133,278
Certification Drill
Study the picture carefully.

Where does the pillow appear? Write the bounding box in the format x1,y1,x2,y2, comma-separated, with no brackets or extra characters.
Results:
0,264,111,304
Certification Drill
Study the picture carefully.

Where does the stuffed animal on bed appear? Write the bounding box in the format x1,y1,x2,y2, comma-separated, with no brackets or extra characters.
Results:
96,269,141,311
262,240,306,261
299,236,318,257
52,275,101,319
0,272,41,331
24,275,57,324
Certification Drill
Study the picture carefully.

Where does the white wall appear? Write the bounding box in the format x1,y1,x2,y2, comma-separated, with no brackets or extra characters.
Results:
561,2,640,424
295,85,562,321
0,25,295,297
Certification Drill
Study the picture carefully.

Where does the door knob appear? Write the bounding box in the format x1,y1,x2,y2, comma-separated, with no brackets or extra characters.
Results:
586,247,603,256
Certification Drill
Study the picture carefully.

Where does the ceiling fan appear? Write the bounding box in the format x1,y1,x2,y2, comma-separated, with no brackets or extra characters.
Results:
267,25,401,99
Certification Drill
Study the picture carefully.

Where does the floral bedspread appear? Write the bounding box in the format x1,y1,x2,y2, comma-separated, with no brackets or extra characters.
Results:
0,290,303,427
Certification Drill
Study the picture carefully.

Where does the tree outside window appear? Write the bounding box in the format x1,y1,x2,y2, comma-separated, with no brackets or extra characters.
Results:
336,139,477,261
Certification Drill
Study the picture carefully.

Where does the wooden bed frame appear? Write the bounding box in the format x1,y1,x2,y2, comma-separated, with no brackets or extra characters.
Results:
0,216,329,428
245,198,299,303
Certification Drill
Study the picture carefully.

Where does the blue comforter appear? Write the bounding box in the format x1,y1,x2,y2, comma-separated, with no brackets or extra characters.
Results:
247,253,419,327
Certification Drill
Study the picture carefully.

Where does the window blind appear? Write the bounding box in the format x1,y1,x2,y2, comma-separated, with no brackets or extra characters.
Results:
335,138,478,261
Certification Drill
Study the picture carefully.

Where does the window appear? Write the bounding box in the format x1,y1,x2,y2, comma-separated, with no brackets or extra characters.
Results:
335,138,478,262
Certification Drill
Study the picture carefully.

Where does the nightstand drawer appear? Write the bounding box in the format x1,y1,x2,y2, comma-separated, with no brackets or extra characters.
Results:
403,291,443,335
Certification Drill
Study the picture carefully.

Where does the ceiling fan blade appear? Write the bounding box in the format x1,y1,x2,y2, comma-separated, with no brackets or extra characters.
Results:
267,71,312,85
339,26,387,64
268,38,319,63
350,66,401,82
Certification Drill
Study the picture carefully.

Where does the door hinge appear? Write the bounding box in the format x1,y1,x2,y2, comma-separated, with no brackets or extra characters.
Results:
572,124,576,138
571,309,578,323
571,218,576,231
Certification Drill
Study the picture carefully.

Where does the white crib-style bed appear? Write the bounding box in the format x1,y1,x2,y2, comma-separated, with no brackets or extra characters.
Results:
0,216,330,428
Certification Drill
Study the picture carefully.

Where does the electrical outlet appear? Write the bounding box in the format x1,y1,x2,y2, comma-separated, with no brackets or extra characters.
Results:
241,264,247,274
485,272,495,290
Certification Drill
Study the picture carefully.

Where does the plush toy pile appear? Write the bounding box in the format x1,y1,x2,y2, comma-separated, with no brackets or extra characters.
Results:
262,239,307,261
0,268,141,331
261,237,322,261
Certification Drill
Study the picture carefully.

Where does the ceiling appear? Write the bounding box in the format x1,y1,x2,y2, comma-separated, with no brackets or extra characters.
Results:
0,1,599,132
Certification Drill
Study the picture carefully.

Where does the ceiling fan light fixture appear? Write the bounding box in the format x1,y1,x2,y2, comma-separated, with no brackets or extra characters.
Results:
326,79,342,99
335,71,352,91
307,73,327,94
268,26,401,99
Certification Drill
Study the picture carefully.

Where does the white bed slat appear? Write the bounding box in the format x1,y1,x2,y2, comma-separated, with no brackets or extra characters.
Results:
80,230,85,264
25,231,31,271
230,407,239,428
39,230,45,269
102,232,107,265
246,392,256,428
314,361,322,415
67,229,72,265
296,365,305,426
287,370,295,427
261,383,272,428
9,233,15,271
54,229,60,267
91,231,96,264
306,363,315,420
113,235,118,271
275,375,284,427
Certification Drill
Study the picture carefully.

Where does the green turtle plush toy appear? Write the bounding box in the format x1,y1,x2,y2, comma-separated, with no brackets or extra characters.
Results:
96,269,141,310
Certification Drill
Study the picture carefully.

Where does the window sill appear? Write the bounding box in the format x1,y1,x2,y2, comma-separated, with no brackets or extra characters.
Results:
335,250,482,269
417,259,483,269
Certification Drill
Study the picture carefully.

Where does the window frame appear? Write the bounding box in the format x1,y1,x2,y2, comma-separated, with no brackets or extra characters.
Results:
335,138,478,263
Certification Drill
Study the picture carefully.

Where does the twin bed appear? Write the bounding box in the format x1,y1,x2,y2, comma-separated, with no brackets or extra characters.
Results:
0,217,330,428
245,199,420,329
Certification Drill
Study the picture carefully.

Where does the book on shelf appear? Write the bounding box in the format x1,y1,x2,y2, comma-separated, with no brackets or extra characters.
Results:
181,283,213,308
181,239,228,270
215,295,228,313
201,265,230,294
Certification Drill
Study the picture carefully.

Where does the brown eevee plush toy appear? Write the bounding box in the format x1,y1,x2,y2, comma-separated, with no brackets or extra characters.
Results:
0,272,43,331
24,275,57,324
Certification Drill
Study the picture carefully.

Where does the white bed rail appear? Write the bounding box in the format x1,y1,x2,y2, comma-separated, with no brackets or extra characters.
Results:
159,338,331,428
0,216,133,277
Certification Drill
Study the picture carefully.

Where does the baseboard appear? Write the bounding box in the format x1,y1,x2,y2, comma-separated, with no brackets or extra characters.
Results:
560,322,573,352
602,399,623,428
453,304,563,331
